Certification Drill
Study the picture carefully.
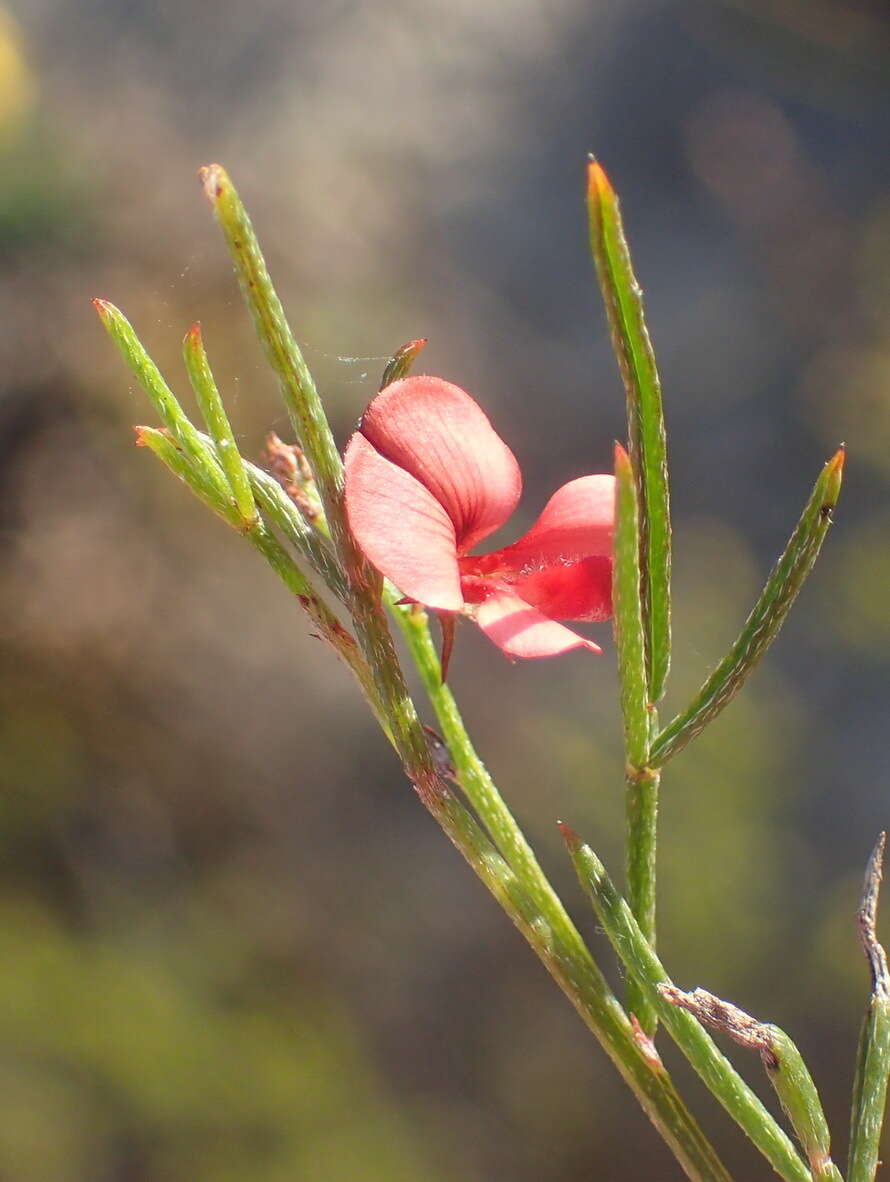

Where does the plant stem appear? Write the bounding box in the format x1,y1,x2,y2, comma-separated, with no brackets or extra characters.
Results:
390,597,731,1182
191,167,732,1178
613,442,659,1032
626,761,660,1032
564,829,811,1182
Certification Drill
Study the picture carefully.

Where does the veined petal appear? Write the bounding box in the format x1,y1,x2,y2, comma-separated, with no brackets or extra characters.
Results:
513,556,612,622
473,588,601,660
496,475,615,569
358,376,521,553
344,433,463,611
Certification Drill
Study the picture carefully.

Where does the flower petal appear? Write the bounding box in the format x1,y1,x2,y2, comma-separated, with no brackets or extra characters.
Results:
358,376,521,552
513,556,612,622
344,433,463,611
497,475,615,569
473,589,602,659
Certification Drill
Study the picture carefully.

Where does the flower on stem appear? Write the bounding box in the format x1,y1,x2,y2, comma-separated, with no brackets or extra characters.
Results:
344,376,615,664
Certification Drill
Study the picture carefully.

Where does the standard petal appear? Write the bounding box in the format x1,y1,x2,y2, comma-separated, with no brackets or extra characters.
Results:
473,589,602,660
513,555,612,622
358,376,521,553
344,433,463,611
495,475,615,570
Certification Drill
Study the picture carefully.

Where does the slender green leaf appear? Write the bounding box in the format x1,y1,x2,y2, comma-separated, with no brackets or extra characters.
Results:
134,426,240,527
562,826,811,1182
587,159,671,702
849,833,890,1182
380,337,427,390
95,300,230,506
198,164,348,544
171,426,346,601
850,991,890,1182
613,443,650,766
650,448,844,767
614,443,659,1034
182,323,257,525
764,1030,841,1182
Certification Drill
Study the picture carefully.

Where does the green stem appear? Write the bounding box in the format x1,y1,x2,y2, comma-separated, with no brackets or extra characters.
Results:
155,173,734,1179
626,762,660,1033
563,830,811,1182
390,596,730,1182
613,442,659,1032
142,404,728,1176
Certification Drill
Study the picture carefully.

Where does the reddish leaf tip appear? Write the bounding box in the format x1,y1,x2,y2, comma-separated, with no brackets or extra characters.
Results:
184,322,203,347
557,820,582,850
829,445,846,474
92,297,113,319
133,426,150,447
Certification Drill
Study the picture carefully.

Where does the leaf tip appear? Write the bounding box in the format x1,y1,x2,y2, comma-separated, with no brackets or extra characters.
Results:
557,820,582,850
822,445,846,507
199,163,228,203
92,297,116,324
184,322,203,349
587,157,614,200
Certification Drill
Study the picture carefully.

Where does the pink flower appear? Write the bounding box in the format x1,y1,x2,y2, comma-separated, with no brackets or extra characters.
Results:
344,376,615,661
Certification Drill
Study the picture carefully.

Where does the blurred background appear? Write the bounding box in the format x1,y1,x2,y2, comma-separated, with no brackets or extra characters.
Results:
1,0,889,1177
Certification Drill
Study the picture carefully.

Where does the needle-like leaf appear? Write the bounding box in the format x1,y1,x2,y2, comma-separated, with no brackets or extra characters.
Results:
182,323,257,526
650,448,844,768
588,159,671,702
198,164,348,546
94,299,230,506
849,833,890,1182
